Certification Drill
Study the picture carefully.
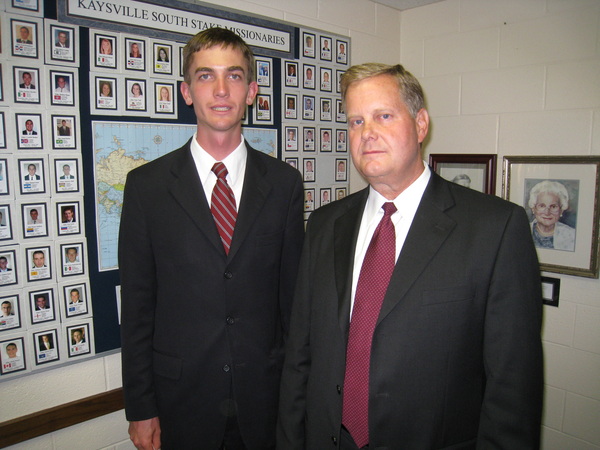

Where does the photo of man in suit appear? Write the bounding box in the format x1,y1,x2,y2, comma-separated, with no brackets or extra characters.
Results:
19,72,36,89
55,30,70,48
58,121,71,136
60,164,75,178
22,120,37,136
16,26,33,44
24,164,40,180
278,63,543,449
119,27,304,450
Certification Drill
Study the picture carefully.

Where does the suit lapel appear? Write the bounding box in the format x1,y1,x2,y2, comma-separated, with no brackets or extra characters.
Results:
377,172,457,325
227,146,271,260
334,189,368,337
168,141,224,254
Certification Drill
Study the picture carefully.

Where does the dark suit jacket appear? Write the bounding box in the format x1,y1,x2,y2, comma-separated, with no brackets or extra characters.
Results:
120,140,304,448
278,172,543,449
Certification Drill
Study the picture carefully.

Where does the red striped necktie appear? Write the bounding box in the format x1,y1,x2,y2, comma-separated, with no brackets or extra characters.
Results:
210,162,237,255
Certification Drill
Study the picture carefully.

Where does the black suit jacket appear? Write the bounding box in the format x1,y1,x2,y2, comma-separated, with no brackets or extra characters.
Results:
120,140,304,448
278,172,543,449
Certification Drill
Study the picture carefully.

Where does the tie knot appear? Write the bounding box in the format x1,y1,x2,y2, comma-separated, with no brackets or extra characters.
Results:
382,202,397,217
212,162,228,180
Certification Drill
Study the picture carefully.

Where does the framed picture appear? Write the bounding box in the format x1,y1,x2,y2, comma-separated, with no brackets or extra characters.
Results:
284,94,297,120
255,93,272,122
284,61,298,87
60,242,84,277
18,157,46,194
94,32,117,69
0,112,5,149
154,81,175,115
124,37,145,72
320,98,332,122
14,66,40,104
429,154,497,195
11,18,39,58
304,188,315,212
303,95,315,121
302,31,315,58
335,187,347,201
285,158,298,170
21,202,48,239
33,328,60,365
541,276,560,307
63,282,89,318
303,64,315,90
336,70,345,93
0,337,26,375
94,76,117,110
335,98,346,122
335,158,348,181
320,187,332,207
0,204,14,242
49,23,76,63
26,245,52,282
125,78,147,112
285,126,298,151
29,287,55,323
320,128,332,152
56,200,81,236
303,158,315,182
0,158,10,196
255,57,272,87
336,39,348,65
320,36,333,61
303,127,316,152
503,156,600,278
152,42,172,75
336,129,347,152
67,322,91,357
54,158,80,193
16,113,43,149
11,0,41,12
49,69,75,106
0,294,22,332
51,114,76,149
320,67,332,92
0,249,18,287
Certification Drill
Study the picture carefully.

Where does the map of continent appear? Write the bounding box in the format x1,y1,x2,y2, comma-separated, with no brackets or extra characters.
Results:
94,123,278,271
94,121,195,271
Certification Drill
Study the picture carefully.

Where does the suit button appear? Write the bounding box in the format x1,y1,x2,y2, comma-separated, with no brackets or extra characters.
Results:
331,436,337,445
226,316,235,325
223,365,230,372
224,271,233,279
336,385,341,394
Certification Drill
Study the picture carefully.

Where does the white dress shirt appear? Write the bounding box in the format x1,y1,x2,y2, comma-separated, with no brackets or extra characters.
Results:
350,162,431,316
189,132,247,210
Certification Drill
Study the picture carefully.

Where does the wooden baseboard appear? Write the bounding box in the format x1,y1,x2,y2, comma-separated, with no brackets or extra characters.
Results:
0,388,124,448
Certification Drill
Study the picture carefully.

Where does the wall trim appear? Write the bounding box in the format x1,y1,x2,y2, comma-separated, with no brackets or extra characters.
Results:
0,388,124,447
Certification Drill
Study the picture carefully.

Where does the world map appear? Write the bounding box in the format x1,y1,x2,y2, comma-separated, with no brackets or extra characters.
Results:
93,121,278,271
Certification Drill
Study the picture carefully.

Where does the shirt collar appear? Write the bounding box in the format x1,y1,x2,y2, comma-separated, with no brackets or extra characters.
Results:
190,132,247,186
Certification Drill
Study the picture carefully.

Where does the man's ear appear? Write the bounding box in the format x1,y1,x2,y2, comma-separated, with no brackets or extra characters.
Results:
180,81,193,106
246,81,259,106
415,108,429,144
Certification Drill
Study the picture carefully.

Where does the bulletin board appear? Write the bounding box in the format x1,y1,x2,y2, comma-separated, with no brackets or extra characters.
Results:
0,0,350,379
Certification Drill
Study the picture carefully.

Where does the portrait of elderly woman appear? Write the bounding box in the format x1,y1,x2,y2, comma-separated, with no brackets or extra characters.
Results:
528,180,576,251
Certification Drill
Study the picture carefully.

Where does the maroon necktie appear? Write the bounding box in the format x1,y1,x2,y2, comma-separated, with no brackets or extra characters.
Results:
342,202,397,448
211,162,237,255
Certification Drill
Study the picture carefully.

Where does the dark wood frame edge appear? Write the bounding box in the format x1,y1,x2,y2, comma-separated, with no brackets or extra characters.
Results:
0,387,124,448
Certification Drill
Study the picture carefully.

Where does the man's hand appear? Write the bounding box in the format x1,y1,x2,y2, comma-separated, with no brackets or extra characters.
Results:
129,417,161,450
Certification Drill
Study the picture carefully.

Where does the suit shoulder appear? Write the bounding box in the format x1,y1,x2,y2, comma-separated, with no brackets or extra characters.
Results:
127,142,190,179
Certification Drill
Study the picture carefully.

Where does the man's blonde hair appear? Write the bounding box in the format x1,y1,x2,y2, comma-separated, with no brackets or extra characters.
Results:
340,63,425,118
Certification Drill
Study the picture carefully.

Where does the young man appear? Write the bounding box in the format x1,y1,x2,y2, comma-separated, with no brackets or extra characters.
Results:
278,63,543,449
120,28,304,449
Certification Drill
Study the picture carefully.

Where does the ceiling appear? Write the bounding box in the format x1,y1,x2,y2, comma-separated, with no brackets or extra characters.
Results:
370,0,444,11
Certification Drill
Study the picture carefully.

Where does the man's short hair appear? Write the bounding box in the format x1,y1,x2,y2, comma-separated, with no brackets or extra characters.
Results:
340,63,425,118
182,27,255,84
